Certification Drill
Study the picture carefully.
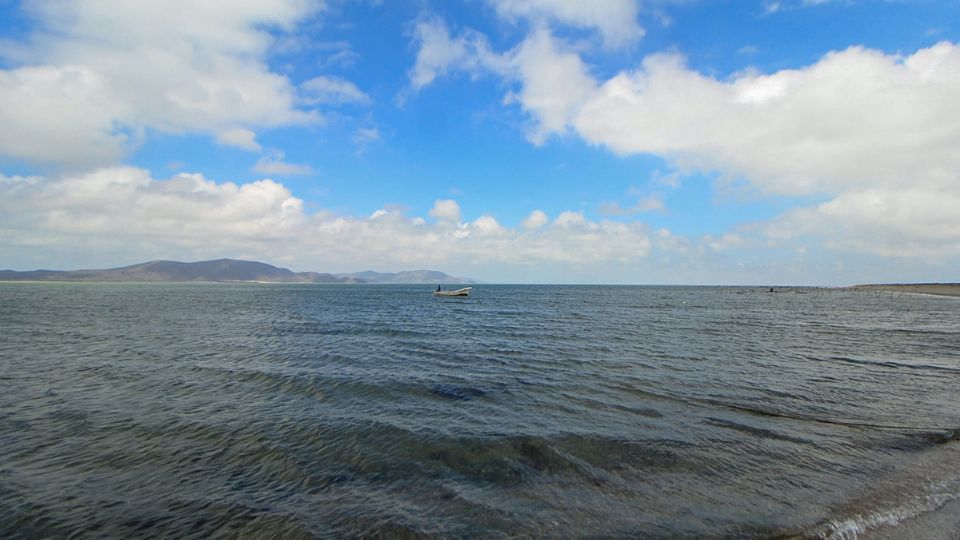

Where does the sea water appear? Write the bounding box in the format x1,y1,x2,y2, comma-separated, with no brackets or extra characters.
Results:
1,283,958,538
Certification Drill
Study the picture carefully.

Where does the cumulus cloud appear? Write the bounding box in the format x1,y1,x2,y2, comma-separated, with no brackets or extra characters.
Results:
0,167,654,273
507,28,598,143
489,0,643,48
408,0,642,97
0,0,322,168
407,16,507,90
522,209,549,230
574,43,960,198
520,211,651,264
704,233,745,252
654,228,691,254
764,188,960,257
0,65,133,167
409,26,960,260
0,167,305,257
216,128,262,152
470,215,508,237
554,210,587,228
429,199,462,223
570,42,960,256
409,21,594,143
9,167,944,283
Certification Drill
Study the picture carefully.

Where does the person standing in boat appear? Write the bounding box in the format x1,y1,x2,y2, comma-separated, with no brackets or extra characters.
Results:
436,285,441,292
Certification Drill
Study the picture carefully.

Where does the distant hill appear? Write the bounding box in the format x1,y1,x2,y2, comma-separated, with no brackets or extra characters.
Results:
336,269,476,284
0,259,472,284
0,259,351,283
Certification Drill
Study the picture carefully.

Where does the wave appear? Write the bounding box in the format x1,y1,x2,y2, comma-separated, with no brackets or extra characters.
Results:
800,436,960,539
807,487,959,539
704,417,810,444
814,355,960,374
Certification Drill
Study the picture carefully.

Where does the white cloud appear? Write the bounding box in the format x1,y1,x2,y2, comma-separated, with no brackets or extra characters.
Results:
567,43,960,258
764,188,960,257
704,233,745,252
408,21,960,262
0,167,655,274
522,209,549,230
649,169,684,189
554,210,587,227
470,215,508,237
252,150,314,176
0,65,132,167
0,167,305,251
655,228,691,254
599,190,664,215
489,0,643,48
763,1,783,15
352,127,381,145
407,16,506,91
409,21,595,144
300,75,370,105
566,42,960,257
507,29,598,144
429,199,462,223
8,167,950,283
216,128,261,152
518,211,651,264
0,0,321,168
575,44,960,199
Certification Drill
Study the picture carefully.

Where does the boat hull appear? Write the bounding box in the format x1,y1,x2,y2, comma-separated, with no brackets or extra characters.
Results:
433,287,472,297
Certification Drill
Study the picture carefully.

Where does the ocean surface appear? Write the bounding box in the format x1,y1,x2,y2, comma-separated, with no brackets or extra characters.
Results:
1,283,958,538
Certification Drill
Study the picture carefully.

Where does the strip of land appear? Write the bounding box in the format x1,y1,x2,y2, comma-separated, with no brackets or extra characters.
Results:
0,259,476,284
851,283,960,297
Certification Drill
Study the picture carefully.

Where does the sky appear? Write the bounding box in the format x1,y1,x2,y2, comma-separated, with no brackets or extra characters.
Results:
0,0,958,284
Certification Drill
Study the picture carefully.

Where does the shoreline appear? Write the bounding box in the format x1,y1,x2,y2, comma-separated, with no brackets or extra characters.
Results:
850,283,960,298
867,496,960,539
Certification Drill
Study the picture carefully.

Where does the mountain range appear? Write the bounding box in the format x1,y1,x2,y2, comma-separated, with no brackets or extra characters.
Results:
0,259,476,284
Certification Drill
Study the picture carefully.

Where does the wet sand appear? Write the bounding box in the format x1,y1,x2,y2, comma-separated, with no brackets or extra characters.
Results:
851,283,960,298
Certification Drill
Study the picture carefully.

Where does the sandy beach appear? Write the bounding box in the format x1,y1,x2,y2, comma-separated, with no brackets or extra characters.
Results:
851,283,960,298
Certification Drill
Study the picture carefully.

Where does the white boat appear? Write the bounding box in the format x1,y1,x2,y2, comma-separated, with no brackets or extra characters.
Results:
433,287,472,297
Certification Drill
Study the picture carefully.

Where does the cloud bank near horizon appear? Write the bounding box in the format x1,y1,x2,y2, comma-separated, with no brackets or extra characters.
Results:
0,167,660,277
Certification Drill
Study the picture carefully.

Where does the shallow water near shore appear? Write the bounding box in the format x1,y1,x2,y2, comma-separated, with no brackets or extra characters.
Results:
1,283,958,538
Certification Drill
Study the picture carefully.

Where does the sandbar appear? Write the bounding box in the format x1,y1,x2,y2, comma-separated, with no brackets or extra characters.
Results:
851,283,960,298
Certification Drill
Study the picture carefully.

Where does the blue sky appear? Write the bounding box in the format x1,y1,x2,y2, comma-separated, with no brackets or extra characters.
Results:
0,0,958,284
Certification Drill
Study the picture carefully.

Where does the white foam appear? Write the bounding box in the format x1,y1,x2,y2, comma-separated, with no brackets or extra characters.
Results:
813,483,959,539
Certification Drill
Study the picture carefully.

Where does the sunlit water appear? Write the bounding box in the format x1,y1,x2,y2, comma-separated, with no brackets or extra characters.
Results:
1,283,958,538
